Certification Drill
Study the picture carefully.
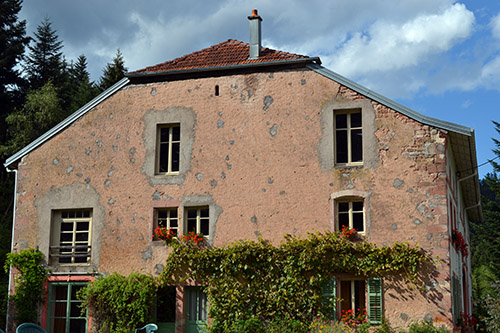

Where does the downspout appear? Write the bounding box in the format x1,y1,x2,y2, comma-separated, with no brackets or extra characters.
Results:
5,167,17,332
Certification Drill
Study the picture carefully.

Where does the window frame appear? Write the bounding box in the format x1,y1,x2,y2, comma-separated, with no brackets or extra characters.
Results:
153,207,179,240
334,109,363,166
185,207,210,237
336,199,365,234
339,279,366,315
50,209,92,265
47,282,89,333
155,123,181,175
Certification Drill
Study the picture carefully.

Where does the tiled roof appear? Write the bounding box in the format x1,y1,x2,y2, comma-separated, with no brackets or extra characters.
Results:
131,39,311,74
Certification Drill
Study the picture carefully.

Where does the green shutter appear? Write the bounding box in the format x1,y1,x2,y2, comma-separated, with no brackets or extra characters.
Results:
322,278,337,319
367,277,382,324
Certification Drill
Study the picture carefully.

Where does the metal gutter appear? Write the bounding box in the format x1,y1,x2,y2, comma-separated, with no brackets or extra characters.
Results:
4,78,130,169
126,57,322,78
307,64,473,136
5,167,17,332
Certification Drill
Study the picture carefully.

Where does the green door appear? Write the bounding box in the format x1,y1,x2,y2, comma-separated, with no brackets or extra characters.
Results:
185,287,207,333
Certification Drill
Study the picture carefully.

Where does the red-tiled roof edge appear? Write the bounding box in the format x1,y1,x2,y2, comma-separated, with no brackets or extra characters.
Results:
128,39,320,76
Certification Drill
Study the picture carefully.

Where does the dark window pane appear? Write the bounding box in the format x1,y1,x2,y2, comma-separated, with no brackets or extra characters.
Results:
59,257,71,264
352,202,363,211
69,318,86,333
70,302,82,317
200,220,209,236
62,211,68,218
172,125,180,141
338,213,349,229
75,211,83,218
351,112,362,127
336,114,347,128
170,209,177,218
338,202,349,212
68,211,75,218
170,219,178,228
60,233,73,242
353,212,364,231
171,142,180,172
159,144,169,172
83,211,90,218
54,285,68,301
52,318,66,332
160,127,170,142
158,210,168,219
351,129,363,162
76,222,89,231
336,130,347,163
200,209,209,218
187,219,197,233
187,209,197,219
75,233,88,242
61,222,73,232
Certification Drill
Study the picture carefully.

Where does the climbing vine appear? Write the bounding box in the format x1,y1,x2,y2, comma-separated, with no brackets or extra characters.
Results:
161,231,428,332
4,248,49,324
77,272,158,333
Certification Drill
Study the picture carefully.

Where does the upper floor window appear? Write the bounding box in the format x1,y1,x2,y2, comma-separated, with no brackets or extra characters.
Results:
186,207,209,236
156,124,180,175
50,209,92,265
335,110,362,165
337,200,365,234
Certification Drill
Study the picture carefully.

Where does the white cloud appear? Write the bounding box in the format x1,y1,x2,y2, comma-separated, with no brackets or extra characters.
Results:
491,12,500,39
325,3,475,78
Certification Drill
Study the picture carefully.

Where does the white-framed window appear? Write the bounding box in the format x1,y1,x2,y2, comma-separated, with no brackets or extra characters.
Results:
156,124,180,175
186,207,209,236
337,200,365,233
153,208,179,240
335,110,362,165
50,209,92,265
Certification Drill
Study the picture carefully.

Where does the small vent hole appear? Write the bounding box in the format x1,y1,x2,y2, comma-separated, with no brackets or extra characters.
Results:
215,85,220,96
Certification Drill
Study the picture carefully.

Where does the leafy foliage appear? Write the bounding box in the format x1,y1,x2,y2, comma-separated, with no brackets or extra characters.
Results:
161,232,427,332
4,248,48,324
77,272,158,333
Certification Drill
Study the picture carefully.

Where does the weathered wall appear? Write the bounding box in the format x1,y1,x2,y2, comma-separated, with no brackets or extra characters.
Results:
13,67,451,328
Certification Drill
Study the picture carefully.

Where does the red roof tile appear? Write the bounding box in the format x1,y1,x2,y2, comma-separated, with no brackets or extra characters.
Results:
131,39,311,74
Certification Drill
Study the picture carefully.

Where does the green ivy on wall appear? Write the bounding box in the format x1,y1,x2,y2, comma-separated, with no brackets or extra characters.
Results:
4,248,49,324
77,272,158,333
161,232,429,332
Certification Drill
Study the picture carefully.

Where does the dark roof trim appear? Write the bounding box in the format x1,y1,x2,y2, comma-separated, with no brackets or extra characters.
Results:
4,78,130,169
307,64,473,136
127,57,322,78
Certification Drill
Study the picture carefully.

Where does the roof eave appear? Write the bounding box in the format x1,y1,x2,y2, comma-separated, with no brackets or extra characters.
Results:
4,77,130,169
126,57,322,78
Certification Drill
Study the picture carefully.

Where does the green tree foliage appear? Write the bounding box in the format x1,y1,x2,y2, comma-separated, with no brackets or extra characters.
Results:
4,248,48,324
162,232,428,332
0,81,63,156
98,49,127,91
471,121,500,331
24,17,64,90
68,55,99,112
77,272,158,333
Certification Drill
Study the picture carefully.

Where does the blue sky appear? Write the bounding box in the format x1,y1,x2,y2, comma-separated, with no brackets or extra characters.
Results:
18,0,500,177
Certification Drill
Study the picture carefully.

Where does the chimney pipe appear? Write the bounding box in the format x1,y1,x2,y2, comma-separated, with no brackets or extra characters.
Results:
248,9,262,59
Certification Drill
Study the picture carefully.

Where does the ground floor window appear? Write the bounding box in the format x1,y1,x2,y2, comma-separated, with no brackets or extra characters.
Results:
322,277,382,324
47,282,88,333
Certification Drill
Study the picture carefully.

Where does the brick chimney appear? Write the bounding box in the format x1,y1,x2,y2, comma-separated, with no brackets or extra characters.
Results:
248,9,262,59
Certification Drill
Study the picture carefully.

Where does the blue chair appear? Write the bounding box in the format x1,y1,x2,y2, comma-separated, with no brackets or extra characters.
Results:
16,323,47,333
135,323,158,333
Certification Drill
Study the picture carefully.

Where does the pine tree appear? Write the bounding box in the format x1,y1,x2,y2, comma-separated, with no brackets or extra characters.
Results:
99,49,127,91
68,55,99,112
24,17,64,90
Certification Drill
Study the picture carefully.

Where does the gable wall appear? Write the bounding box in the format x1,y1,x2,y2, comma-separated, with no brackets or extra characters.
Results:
13,68,452,328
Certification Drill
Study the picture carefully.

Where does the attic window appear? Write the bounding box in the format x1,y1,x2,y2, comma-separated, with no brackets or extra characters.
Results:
215,85,220,96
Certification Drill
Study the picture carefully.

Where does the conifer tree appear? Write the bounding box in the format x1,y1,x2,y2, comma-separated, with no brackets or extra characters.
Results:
24,17,64,90
68,55,99,112
99,49,127,91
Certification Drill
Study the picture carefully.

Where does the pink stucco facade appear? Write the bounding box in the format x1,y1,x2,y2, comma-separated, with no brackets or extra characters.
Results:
7,65,478,331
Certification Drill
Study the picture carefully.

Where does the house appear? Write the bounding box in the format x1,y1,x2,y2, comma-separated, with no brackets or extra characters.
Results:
4,9,481,333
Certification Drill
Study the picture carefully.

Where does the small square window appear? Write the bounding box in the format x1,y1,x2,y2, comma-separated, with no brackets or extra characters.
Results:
335,110,362,165
337,200,364,233
156,124,180,175
154,208,178,240
185,207,210,236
